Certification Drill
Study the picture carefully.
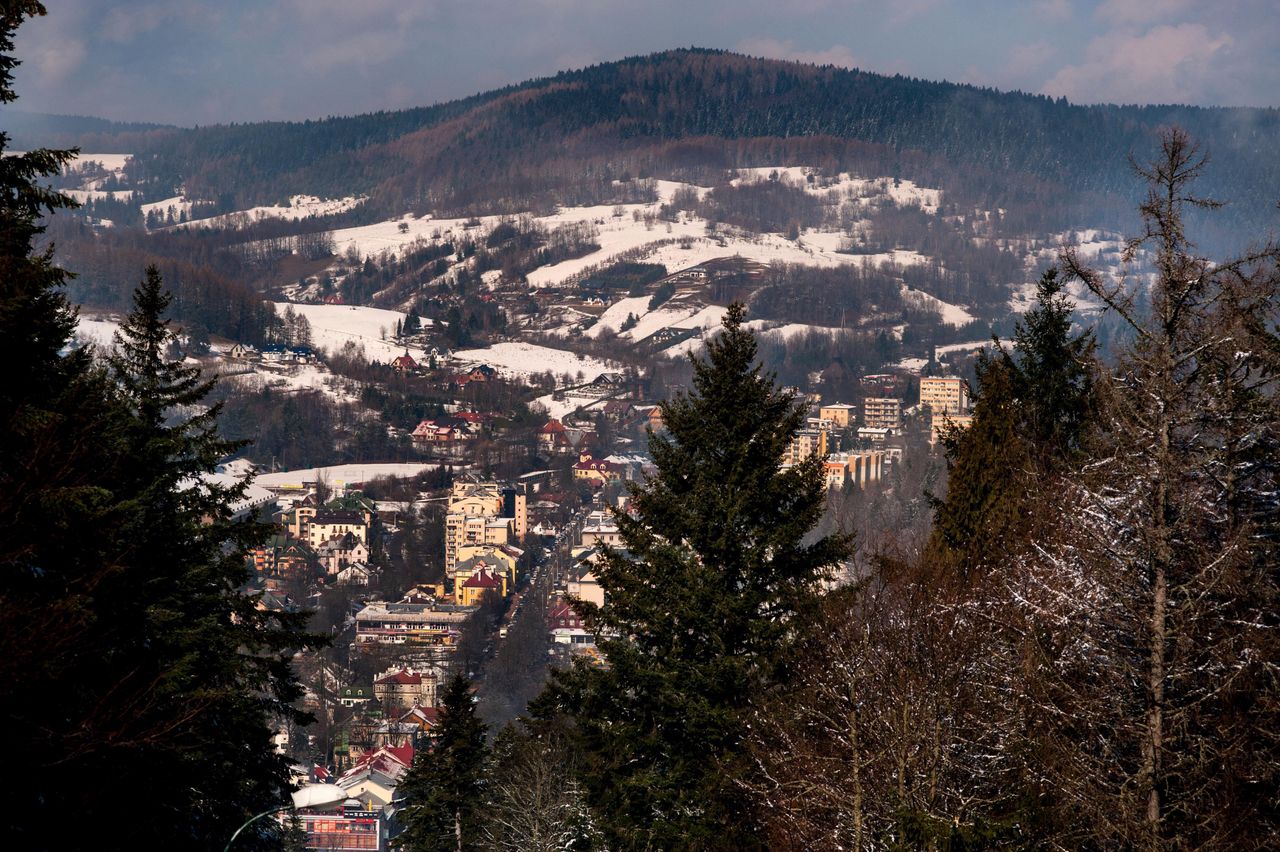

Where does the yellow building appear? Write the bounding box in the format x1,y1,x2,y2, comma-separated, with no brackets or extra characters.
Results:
818,403,857,429
457,566,507,606
784,428,832,466
919,377,969,415
931,410,975,444
862,397,902,430
444,481,526,575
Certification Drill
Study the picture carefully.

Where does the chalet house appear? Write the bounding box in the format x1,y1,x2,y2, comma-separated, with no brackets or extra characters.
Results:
334,562,376,587
391,351,419,372
538,419,572,455
398,704,441,741
250,535,314,580
335,742,414,809
410,418,468,453
227,342,257,360
322,294,345,305
317,531,369,575
646,406,665,431
649,327,696,346
601,400,636,423
466,364,496,382
338,685,373,707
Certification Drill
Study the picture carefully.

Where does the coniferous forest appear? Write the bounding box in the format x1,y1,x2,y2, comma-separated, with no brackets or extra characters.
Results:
3,2,1279,850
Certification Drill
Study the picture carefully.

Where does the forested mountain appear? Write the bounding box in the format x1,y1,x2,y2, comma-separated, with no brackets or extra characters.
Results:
9,49,1279,252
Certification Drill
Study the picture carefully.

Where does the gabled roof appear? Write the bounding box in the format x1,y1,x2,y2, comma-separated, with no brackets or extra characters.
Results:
462,568,503,589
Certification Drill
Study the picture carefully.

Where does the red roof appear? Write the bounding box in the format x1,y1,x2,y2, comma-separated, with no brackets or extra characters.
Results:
392,353,418,369
540,419,566,434
462,568,503,589
375,669,423,686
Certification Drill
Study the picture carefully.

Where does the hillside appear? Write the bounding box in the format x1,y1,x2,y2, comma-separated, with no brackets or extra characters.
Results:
12,49,1279,249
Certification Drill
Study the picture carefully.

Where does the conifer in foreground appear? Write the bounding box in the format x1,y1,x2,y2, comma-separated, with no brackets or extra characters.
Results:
534,303,853,850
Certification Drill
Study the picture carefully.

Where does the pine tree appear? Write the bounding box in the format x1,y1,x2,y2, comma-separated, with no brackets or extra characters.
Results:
534,303,853,849
398,673,490,851
928,266,1094,570
102,265,323,847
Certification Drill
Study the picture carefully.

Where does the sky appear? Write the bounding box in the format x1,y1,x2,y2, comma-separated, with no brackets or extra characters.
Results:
11,0,1279,126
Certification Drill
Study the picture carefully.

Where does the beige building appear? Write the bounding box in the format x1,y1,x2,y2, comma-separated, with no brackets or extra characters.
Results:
784,428,833,466
862,397,903,430
307,510,368,549
931,410,975,444
920,377,969,415
824,451,884,490
818,403,857,429
444,481,526,575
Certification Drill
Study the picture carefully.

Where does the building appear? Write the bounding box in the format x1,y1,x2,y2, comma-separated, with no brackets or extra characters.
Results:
458,566,506,606
818,402,857,429
317,532,369,575
919,376,969,415
823,451,885,490
443,481,526,575
538,419,573,455
579,510,623,548
293,802,384,851
372,667,440,710
931,411,975,444
784,427,834,466
857,426,890,443
250,535,314,580
391,351,418,372
862,397,903,431
567,550,605,608
354,601,475,650
308,510,368,550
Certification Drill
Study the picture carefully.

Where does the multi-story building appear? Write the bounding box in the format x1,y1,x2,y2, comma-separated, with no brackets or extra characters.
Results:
354,601,475,650
307,510,368,550
579,510,623,548
372,667,440,710
931,411,975,444
818,403,857,429
862,397,903,431
823,450,885,490
443,481,526,575
784,427,834,466
919,376,969,415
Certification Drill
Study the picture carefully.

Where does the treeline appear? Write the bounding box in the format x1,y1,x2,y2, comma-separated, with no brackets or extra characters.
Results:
35,49,1280,254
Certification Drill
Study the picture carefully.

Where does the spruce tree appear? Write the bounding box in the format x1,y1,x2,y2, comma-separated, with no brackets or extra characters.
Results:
534,303,853,849
398,673,490,851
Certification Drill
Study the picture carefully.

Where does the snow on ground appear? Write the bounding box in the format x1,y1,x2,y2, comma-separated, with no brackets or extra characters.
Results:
584,296,651,338
934,338,1013,356
453,342,618,381
903,287,976,326
74,316,122,350
672,304,728,333
526,214,705,288
624,302,703,341
64,189,134,203
273,302,409,362
219,361,361,404
64,152,131,172
253,463,448,490
180,195,365,230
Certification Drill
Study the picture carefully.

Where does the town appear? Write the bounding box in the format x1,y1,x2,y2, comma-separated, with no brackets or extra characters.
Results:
233,347,974,849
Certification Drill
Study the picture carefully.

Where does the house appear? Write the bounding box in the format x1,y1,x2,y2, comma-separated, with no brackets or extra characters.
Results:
465,364,496,382
335,741,414,808
372,667,440,710
572,453,624,487
646,406,665,432
567,549,605,608
317,532,369,575
454,543,520,587
307,510,368,549
334,562,376,587
338,686,374,708
601,400,636,423
538,419,572,455
227,342,257,360
410,418,468,453
391,351,418,372
579,510,623,547
457,566,506,606
857,426,890,443
250,535,314,580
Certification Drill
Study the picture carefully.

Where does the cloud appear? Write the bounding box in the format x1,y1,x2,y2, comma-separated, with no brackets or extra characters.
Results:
1041,22,1232,105
735,37,862,69
1007,40,1057,77
1095,0,1193,26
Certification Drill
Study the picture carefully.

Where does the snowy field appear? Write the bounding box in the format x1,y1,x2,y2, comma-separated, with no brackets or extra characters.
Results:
180,195,365,230
253,463,448,490
74,316,123,350
453,342,618,381
273,302,411,362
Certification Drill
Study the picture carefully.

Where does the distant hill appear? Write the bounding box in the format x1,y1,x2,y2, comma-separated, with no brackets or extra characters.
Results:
10,49,1279,252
